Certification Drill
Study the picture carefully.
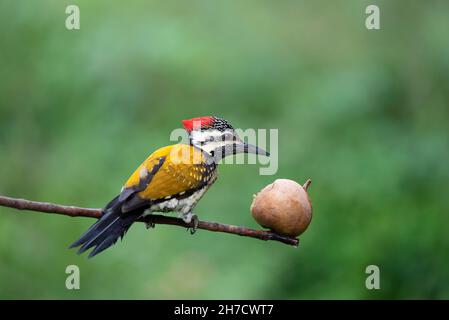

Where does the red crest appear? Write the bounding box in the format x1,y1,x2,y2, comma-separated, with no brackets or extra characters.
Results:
182,116,214,132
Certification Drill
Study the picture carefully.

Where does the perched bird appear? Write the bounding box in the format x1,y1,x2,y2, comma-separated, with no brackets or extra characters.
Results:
70,116,269,257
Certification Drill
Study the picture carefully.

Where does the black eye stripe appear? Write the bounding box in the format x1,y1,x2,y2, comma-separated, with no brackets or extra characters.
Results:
209,133,235,142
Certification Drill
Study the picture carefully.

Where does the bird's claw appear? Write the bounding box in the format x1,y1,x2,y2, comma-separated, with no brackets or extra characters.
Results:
188,214,199,235
145,221,156,229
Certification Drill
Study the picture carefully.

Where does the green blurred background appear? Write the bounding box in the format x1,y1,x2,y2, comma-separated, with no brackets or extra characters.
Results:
0,0,448,299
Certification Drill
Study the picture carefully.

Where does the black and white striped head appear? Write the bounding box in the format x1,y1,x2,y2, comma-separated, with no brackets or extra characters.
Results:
182,116,269,160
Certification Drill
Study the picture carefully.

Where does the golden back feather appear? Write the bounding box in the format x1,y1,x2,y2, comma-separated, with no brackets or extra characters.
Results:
124,144,216,201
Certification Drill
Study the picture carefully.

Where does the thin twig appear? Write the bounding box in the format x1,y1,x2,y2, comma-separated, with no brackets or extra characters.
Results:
0,195,299,246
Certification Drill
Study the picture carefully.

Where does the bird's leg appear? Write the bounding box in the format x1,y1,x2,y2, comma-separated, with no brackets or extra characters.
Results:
182,212,199,234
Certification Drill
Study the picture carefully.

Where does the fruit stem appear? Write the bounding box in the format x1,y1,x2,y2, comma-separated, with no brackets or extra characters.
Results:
303,179,312,191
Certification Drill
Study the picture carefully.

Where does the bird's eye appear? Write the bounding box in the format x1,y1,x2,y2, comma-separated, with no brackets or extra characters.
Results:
222,133,235,141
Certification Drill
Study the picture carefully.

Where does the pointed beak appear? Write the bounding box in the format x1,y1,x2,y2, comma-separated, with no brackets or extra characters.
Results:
241,142,270,157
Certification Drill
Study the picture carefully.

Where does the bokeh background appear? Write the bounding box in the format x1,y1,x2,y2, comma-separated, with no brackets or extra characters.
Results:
0,0,448,299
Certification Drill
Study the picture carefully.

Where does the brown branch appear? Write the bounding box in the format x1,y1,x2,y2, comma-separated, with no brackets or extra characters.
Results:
0,195,299,247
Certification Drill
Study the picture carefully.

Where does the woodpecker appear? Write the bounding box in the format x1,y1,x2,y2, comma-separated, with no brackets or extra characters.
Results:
70,116,269,257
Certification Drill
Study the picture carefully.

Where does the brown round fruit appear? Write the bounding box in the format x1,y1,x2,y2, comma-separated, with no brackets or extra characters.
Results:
250,179,312,237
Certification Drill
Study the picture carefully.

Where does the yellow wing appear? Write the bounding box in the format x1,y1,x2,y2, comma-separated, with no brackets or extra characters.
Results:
119,144,216,212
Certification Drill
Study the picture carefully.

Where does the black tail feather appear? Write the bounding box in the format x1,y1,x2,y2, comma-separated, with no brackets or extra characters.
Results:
69,196,142,258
